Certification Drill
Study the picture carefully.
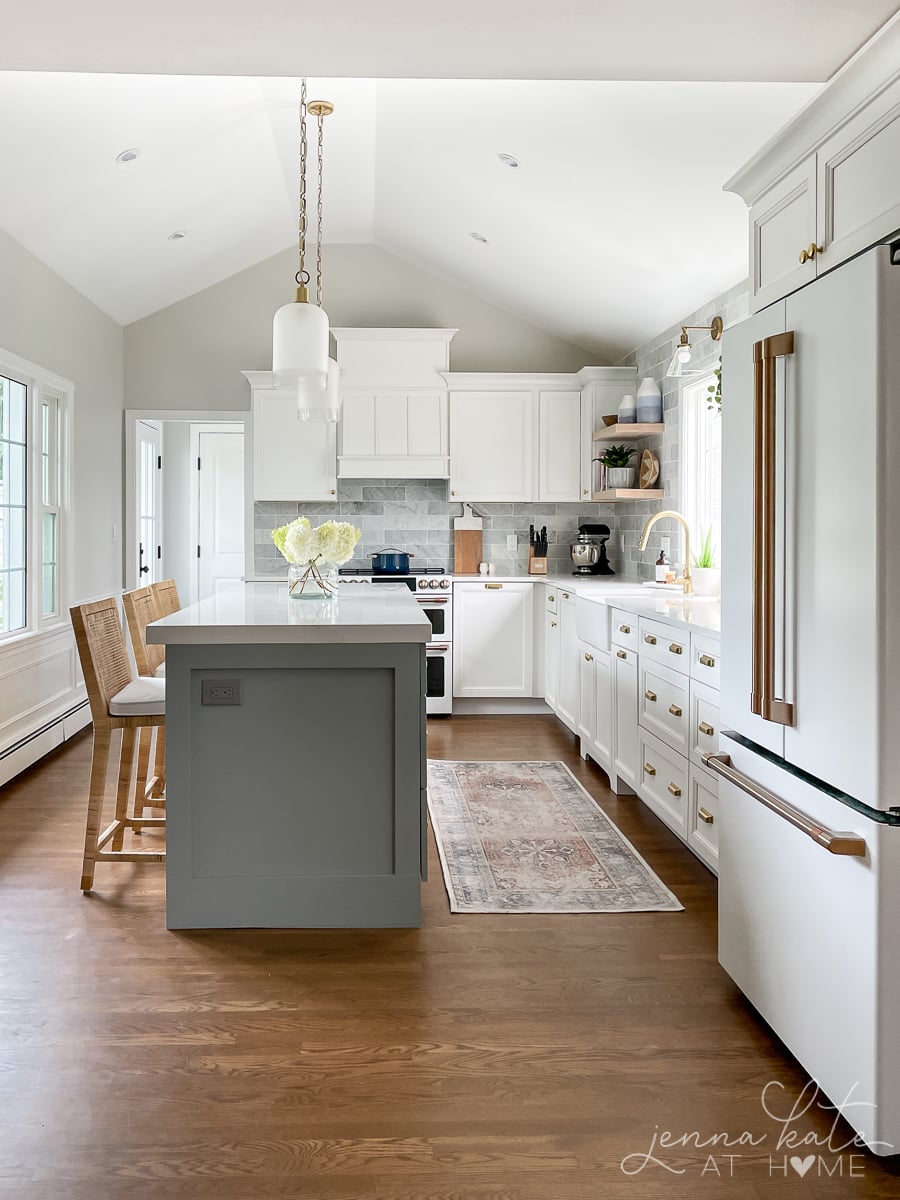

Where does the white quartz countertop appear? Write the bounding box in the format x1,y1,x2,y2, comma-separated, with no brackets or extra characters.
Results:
147,582,431,645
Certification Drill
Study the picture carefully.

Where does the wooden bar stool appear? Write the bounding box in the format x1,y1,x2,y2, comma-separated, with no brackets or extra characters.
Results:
70,597,166,892
148,579,181,797
122,585,167,814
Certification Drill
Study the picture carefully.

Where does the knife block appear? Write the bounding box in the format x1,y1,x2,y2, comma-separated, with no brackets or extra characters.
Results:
528,548,548,575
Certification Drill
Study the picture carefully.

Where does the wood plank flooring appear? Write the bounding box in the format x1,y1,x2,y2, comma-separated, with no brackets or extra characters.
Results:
1,715,898,1198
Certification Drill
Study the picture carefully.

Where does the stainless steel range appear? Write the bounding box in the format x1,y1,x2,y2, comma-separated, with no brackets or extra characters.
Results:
339,568,453,714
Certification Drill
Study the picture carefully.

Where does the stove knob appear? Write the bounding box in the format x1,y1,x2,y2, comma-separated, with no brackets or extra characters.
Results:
418,579,427,590
439,578,450,589
429,578,441,589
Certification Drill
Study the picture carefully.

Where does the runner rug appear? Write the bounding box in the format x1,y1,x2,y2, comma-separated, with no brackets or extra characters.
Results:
427,760,683,914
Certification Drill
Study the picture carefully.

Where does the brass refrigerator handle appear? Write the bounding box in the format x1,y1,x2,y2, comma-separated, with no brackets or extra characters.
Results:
751,332,795,727
702,753,866,857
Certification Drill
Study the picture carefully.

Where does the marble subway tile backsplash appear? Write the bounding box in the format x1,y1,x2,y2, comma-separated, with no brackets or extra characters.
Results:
253,481,638,578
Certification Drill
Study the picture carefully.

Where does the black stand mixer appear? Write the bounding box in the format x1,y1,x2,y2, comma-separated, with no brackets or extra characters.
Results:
570,523,615,576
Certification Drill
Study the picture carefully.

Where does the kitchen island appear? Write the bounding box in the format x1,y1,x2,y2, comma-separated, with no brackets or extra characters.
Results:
147,583,430,930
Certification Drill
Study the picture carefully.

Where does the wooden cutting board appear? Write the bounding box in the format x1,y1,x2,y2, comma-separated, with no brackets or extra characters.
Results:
454,529,483,575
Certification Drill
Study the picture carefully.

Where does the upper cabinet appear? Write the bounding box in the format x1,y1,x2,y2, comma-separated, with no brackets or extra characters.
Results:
333,329,456,479
243,372,337,501
577,367,637,500
727,19,900,313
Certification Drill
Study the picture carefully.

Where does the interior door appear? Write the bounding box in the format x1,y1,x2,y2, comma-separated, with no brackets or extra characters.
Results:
196,428,245,601
136,420,161,585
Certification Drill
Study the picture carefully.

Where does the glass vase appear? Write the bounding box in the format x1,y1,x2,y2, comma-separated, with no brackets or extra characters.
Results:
288,560,339,600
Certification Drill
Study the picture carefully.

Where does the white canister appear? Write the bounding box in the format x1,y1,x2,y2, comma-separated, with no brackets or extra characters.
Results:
636,377,662,424
617,393,637,424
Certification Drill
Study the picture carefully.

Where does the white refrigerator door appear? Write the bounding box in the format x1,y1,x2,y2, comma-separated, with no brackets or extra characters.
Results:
718,734,900,1155
721,301,787,758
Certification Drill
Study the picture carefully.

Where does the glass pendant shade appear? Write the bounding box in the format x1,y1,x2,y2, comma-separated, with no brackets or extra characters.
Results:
297,357,340,422
666,340,698,378
272,299,329,391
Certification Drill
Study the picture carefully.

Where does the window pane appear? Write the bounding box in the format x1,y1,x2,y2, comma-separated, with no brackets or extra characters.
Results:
0,568,26,633
1,440,27,507
7,380,26,444
42,564,56,617
42,511,57,564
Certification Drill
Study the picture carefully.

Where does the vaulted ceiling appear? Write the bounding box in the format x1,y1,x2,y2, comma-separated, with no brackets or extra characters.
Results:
0,2,894,358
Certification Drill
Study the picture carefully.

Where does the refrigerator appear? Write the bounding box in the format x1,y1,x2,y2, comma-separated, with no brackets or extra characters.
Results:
714,242,900,1155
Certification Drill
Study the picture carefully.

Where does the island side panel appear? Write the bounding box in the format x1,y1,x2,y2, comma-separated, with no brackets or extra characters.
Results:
164,641,425,929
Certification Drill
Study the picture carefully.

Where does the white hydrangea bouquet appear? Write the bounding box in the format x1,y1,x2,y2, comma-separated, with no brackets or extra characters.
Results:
271,517,361,598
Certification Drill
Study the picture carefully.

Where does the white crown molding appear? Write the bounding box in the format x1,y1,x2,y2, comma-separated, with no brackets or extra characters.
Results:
724,10,900,205
441,371,580,390
576,366,637,384
331,328,459,343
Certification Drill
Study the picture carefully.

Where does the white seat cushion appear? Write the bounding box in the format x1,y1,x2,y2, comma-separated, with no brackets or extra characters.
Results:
108,677,166,717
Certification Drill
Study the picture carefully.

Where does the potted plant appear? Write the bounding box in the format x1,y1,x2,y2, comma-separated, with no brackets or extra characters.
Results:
691,527,720,596
600,444,638,489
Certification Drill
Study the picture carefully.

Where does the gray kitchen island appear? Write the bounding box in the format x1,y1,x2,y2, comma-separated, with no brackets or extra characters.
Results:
146,583,429,930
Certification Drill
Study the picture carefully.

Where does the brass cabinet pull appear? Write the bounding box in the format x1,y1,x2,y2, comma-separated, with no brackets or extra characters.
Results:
550,620,558,628
562,592,570,600
667,782,682,797
752,331,796,727
548,594,555,602
451,490,457,496
699,653,716,668
584,652,593,662
669,643,683,655
619,624,631,634
485,583,503,589
698,806,715,824
698,721,715,737
799,247,809,264
644,762,657,776
644,634,657,645
644,690,657,702
616,650,627,660
668,704,682,717
702,752,866,856
329,489,336,495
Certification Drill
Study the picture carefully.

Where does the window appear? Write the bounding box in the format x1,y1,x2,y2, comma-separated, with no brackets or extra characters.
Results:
681,373,721,566
0,352,71,641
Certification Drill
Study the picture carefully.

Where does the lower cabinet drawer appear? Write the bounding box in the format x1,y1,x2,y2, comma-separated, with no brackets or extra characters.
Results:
638,728,688,838
689,678,721,768
640,659,689,755
688,763,719,873
610,608,639,652
639,616,690,674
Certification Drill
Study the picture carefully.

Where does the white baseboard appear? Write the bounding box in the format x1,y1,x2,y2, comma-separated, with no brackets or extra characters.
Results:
450,698,554,716
0,701,90,790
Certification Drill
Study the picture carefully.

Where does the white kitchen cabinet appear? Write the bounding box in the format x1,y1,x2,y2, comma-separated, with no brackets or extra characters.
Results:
688,763,719,873
555,589,579,733
339,391,448,478
639,658,690,758
613,645,639,792
453,581,534,697
579,643,613,777
243,373,337,501
748,161,818,314
639,727,689,839
538,390,581,503
448,388,535,502
578,640,597,750
545,607,560,711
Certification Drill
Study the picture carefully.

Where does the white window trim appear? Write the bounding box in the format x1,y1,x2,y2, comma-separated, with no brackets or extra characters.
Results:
0,347,74,646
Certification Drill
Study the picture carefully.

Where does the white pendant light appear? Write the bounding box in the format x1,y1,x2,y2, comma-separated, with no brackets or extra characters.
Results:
297,358,341,423
272,79,334,405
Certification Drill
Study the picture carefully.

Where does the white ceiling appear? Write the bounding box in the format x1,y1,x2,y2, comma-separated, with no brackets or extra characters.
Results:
1,1,896,82
0,71,820,356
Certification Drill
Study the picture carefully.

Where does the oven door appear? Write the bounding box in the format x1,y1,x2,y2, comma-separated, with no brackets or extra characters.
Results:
425,643,452,714
418,596,452,642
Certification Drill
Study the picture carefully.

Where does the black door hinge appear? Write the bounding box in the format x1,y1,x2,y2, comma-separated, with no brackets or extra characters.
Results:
157,545,161,559
157,454,162,470
197,457,201,470
197,545,201,558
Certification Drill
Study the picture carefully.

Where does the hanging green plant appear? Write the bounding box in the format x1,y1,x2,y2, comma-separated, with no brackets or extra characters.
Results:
707,356,722,412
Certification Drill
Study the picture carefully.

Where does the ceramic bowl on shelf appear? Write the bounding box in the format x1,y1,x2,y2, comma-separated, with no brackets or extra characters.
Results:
601,414,618,426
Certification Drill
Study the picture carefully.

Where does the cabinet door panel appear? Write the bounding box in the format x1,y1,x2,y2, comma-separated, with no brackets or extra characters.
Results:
252,393,337,501
453,582,534,697
407,393,446,457
594,650,613,772
450,390,534,501
545,611,560,710
818,78,900,270
340,394,376,457
614,647,639,790
538,390,580,502
750,160,817,312
578,643,597,745
556,594,578,732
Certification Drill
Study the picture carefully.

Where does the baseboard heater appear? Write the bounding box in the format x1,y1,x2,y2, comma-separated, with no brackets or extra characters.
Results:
0,699,90,762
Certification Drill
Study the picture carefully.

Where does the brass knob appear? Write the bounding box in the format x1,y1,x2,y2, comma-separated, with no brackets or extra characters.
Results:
616,650,627,659
584,652,593,662
668,704,682,717
699,721,715,737
551,621,557,628
644,762,657,777
562,592,570,599
583,489,588,495
799,248,809,264
644,634,657,645
451,490,457,496
329,489,336,495
799,242,823,263
667,782,682,798
644,689,657,702
548,594,555,601
698,806,715,824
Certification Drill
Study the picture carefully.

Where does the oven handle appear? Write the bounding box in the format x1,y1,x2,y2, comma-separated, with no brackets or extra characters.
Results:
418,597,449,604
427,643,450,654
702,752,866,857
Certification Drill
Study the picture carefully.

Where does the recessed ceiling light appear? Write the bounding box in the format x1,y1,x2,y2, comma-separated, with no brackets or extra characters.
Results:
168,230,187,241
470,232,488,244
498,153,520,168
115,148,140,163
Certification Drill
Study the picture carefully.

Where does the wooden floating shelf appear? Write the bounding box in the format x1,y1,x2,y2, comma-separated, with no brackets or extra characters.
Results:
591,488,665,502
593,423,664,441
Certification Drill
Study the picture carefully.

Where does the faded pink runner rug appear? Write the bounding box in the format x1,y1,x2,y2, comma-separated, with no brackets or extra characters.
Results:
427,761,682,914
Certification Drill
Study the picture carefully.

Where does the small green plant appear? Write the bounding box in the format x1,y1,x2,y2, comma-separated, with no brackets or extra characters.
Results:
692,527,717,569
599,444,636,468
707,356,722,412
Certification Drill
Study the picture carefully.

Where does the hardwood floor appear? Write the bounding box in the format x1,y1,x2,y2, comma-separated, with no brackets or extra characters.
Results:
1,715,898,1198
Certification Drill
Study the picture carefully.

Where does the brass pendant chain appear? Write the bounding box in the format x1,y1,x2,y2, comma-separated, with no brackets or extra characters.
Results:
297,78,309,293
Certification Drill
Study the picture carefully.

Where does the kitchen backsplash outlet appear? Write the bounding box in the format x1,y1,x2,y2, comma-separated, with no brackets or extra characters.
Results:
253,481,636,578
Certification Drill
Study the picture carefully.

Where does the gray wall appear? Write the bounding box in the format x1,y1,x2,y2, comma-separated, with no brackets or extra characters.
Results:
0,228,124,601
124,242,595,412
